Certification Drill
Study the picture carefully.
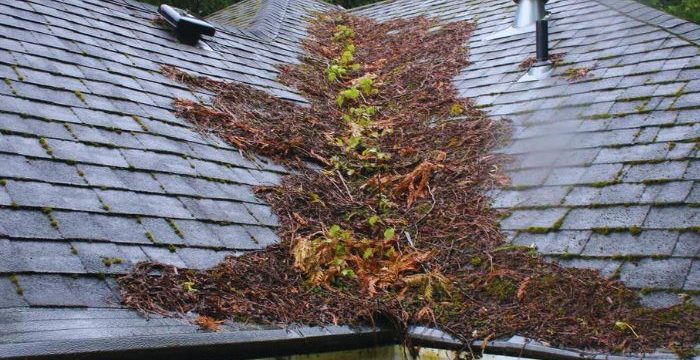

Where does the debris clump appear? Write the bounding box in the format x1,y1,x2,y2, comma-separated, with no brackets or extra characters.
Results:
119,13,699,358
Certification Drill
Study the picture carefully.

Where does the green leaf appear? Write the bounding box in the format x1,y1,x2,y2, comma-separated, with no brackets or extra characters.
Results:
384,227,395,240
341,269,356,278
362,248,373,259
329,225,341,237
368,215,379,226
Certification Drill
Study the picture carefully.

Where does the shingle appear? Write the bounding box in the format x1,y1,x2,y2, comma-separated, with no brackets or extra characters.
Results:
140,218,186,245
581,230,678,256
244,225,279,246
172,220,222,247
180,197,256,224
492,186,569,208
594,143,668,163
511,231,590,255
121,149,196,175
209,223,259,250
97,190,193,219
72,242,133,274
623,161,688,182
499,208,568,230
140,246,187,267
244,203,278,226
674,231,700,257
13,240,85,273
4,180,103,212
684,261,700,291
640,181,693,203
69,277,121,308
555,258,621,278
178,248,235,269
619,259,692,289
0,209,61,239
0,277,28,308
91,214,151,244
644,206,699,229
561,206,649,229
19,275,83,307
48,139,129,168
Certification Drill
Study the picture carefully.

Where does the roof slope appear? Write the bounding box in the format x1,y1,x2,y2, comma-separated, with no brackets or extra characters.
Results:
0,0,698,357
0,0,338,356
354,0,700,308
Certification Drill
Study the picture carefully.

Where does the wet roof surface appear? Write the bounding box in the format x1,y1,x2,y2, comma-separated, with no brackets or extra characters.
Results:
0,0,698,357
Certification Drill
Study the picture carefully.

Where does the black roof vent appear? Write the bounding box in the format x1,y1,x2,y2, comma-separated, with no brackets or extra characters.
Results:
158,4,215,46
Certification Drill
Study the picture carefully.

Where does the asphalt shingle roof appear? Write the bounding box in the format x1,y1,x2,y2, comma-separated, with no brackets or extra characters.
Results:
0,0,698,357
354,0,700,308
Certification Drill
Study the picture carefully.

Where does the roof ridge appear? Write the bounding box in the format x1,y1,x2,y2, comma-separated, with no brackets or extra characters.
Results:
594,0,700,46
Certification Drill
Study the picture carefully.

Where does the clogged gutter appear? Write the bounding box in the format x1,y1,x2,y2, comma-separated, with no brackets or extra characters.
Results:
118,13,699,358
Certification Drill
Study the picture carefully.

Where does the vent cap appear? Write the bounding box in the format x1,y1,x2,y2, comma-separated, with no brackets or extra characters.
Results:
513,0,548,28
158,4,216,45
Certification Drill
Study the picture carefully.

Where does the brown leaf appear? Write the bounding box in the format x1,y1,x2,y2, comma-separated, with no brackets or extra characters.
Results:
195,315,223,332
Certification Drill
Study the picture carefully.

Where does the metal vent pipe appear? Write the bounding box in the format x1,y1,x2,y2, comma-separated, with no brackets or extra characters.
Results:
513,0,548,28
535,19,549,63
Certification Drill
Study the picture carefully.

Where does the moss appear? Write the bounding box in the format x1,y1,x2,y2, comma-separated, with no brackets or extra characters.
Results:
70,245,78,255
38,137,53,156
592,227,610,235
131,115,149,132
642,178,672,185
166,219,184,238
41,207,59,229
11,65,25,82
97,272,106,280
168,244,177,253
588,113,613,120
469,256,482,267
10,201,18,209
628,226,642,236
486,278,517,302
609,265,622,280
8,274,23,295
102,257,123,267
2,78,10,86
73,90,87,104
145,231,156,243
667,142,676,151
0,179,6,186
588,180,620,188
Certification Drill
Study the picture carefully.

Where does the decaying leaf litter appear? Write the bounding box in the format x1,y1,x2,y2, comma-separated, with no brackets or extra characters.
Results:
118,13,700,358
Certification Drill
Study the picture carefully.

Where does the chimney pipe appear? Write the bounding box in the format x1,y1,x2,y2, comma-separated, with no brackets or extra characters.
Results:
513,0,548,28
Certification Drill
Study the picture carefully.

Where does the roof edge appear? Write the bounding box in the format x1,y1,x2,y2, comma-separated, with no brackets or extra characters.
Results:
0,326,394,360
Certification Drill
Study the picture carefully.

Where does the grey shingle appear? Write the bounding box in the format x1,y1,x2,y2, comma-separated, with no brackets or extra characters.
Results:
562,206,649,229
0,277,28,308
644,206,699,229
512,231,590,255
619,259,692,289
19,275,83,307
674,231,700,257
499,208,568,230
0,209,61,239
581,230,678,256
13,240,85,274
684,261,700,291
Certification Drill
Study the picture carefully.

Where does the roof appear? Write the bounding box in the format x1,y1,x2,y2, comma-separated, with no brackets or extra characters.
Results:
0,0,698,358
354,0,700,308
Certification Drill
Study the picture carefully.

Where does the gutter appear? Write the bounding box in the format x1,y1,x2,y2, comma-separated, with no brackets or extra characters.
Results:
0,325,679,360
0,326,395,360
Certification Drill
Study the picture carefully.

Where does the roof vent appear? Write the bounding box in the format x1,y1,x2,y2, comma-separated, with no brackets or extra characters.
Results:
158,4,216,46
513,0,548,28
